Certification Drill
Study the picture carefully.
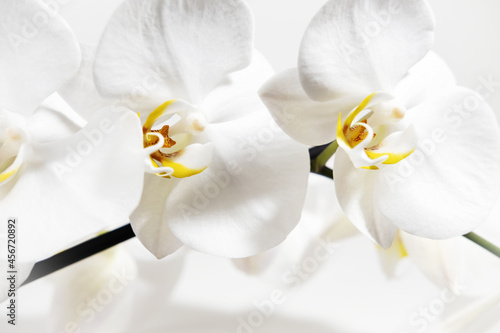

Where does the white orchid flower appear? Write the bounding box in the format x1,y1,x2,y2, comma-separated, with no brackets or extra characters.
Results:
0,0,145,300
259,0,500,248
72,0,311,259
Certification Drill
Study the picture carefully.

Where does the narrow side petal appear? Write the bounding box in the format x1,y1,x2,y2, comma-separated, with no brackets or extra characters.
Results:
259,68,362,146
204,51,274,123
130,174,183,259
333,148,398,249
26,93,84,143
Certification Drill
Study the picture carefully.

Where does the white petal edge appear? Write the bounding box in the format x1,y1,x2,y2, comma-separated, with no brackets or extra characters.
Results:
94,0,254,108
299,0,434,101
259,68,364,146
233,173,358,278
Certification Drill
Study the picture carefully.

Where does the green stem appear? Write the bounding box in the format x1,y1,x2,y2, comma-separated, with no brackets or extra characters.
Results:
463,232,500,258
316,141,338,169
311,141,338,177
311,166,333,179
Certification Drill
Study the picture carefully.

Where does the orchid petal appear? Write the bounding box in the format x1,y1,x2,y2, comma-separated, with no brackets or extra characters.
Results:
234,173,357,278
94,0,254,108
401,229,500,297
26,93,83,143
59,44,111,121
378,87,500,239
259,68,363,146
204,51,274,123
299,0,434,101
165,111,309,258
375,232,410,278
0,111,145,262
394,51,456,109
130,174,183,259
333,148,398,249
232,250,279,276
0,0,80,115
400,232,464,293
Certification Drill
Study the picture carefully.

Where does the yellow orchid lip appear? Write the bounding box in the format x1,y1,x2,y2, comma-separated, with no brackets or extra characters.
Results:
142,100,209,179
0,126,27,186
0,167,18,183
0,144,26,187
364,147,415,165
336,93,416,170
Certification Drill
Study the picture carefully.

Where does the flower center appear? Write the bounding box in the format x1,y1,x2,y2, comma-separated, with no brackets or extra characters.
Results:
141,100,213,179
143,125,176,150
337,93,416,170
344,119,371,148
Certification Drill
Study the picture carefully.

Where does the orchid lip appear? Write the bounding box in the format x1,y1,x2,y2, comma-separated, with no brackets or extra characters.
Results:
141,99,212,179
0,128,27,186
0,105,30,184
337,93,416,170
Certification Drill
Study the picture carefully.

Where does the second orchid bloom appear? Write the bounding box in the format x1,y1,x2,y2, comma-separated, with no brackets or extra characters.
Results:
260,0,500,248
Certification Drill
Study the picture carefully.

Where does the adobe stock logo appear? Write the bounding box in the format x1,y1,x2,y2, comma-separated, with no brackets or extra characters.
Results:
400,279,467,333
